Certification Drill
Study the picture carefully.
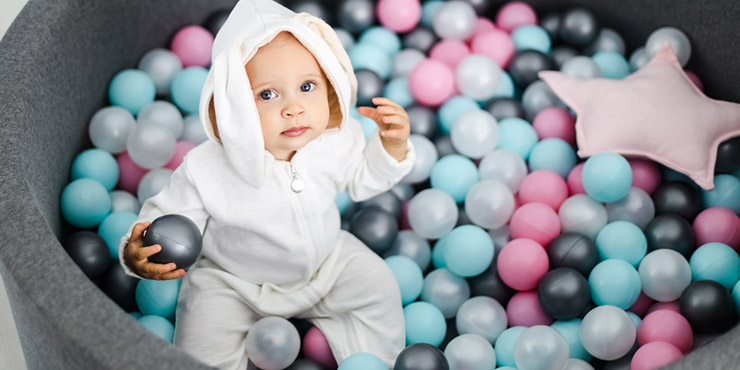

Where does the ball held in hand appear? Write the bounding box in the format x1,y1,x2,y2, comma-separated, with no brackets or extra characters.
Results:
143,214,202,269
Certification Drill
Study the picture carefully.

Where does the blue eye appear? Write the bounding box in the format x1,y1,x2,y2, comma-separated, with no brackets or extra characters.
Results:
259,90,276,100
301,82,315,92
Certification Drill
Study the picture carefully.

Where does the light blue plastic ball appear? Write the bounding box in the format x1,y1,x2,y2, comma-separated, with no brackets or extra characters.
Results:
349,43,392,79
494,326,526,367
690,242,740,289
702,174,740,214
135,278,182,321
592,51,631,79
430,155,479,203
551,319,592,361
359,26,401,56
71,148,119,191
492,72,515,99
108,69,156,115
338,352,388,370
432,237,448,269
137,315,175,343
582,152,632,202
97,211,138,259
528,138,577,178
170,66,208,114
732,279,740,316
404,301,447,346
350,108,378,139
627,311,642,330
588,259,642,309
495,118,538,159
595,221,647,266
443,225,494,277
512,25,551,53
335,191,353,215
421,0,445,28
385,255,424,305
439,96,480,134
61,178,112,229
383,77,414,109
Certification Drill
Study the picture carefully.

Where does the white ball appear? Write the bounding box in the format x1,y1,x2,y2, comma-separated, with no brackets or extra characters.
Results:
432,1,477,40
137,100,184,139
88,106,136,154
137,168,173,203
465,180,515,229
450,109,499,159
456,54,502,101
126,122,176,169
403,135,439,184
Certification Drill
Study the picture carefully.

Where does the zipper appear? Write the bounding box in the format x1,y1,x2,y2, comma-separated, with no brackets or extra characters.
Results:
285,162,318,271
289,163,305,193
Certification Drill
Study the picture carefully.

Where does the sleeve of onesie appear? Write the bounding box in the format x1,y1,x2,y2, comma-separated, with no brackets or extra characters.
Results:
117,155,209,278
336,118,416,202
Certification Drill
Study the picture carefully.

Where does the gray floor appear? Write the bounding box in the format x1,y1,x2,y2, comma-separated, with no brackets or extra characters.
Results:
1,2,31,369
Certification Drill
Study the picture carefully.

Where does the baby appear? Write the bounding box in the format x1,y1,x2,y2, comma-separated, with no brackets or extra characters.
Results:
118,0,415,368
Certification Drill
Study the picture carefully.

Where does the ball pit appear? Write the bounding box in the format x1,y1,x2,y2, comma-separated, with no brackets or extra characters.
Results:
3,0,740,369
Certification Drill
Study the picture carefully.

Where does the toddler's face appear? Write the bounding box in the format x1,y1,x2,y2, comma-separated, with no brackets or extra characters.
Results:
246,32,331,161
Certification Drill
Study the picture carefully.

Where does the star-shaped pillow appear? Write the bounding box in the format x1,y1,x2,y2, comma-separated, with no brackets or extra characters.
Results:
539,45,740,190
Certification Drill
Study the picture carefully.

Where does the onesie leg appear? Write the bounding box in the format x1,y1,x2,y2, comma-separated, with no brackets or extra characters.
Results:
174,264,258,370
302,235,405,367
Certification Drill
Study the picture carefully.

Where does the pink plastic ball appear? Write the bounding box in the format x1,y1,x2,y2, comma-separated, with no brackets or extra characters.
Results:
170,25,214,68
532,108,576,146
631,341,684,370
470,29,515,68
303,326,338,369
506,290,554,326
495,1,538,33
470,17,497,39
429,40,470,70
116,151,148,194
646,301,680,316
164,141,197,170
519,171,569,211
567,163,586,195
638,310,693,354
497,238,549,291
693,207,740,249
377,0,421,33
408,59,456,107
509,203,561,247
684,70,703,91
628,291,655,317
628,159,662,195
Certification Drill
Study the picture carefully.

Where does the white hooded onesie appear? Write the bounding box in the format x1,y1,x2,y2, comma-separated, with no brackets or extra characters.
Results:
117,0,416,368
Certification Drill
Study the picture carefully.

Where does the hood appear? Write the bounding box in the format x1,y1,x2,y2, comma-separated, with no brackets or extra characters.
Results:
198,0,358,188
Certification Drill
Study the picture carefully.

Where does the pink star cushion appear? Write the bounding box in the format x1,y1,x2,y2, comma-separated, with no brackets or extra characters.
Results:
539,45,740,190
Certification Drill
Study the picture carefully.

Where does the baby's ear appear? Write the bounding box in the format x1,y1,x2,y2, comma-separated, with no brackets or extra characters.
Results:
326,82,342,129
209,97,221,142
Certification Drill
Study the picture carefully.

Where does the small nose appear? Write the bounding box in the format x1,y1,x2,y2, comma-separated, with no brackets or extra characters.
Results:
281,97,305,118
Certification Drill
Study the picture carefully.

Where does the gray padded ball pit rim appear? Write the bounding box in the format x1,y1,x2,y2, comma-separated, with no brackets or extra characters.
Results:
0,0,738,369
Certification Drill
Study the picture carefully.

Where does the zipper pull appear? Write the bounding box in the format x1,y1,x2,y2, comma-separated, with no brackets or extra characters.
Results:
290,164,304,193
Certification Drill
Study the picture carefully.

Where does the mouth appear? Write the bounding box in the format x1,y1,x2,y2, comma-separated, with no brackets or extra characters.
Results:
281,126,308,137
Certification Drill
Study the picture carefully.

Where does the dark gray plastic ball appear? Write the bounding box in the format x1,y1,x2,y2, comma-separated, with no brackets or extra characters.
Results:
143,214,203,269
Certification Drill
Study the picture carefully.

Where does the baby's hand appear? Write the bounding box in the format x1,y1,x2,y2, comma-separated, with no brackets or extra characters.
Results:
123,222,186,280
357,97,410,162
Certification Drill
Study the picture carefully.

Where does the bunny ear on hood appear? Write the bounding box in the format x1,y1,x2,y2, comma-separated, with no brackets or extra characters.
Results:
198,0,358,189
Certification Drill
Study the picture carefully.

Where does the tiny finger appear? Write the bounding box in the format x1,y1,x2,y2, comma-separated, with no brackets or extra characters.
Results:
137,244,162,260
159,269,186,280
372,97,401,108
